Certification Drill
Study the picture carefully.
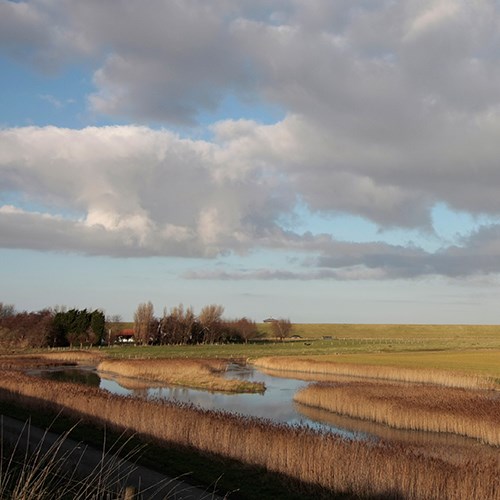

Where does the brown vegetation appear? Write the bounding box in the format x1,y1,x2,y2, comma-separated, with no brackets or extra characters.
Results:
97,358,265,393
0,370,497,499
0,351,104,370
34,350,105,364
253,356,496,389
294,381,500,446
0,309,53,349
295,402,500,457
270,318,293,341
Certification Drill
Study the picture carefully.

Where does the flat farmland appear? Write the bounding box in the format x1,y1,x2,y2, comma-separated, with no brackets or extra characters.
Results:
104,323,500,380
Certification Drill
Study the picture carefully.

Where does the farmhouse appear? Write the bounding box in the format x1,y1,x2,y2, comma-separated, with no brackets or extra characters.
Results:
116,328,135,343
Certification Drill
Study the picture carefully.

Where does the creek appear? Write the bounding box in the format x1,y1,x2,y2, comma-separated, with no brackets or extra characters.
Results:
28,363,495,451
30,363,367,438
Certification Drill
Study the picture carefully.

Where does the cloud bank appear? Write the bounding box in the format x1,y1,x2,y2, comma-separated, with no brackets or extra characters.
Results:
2,0,500,280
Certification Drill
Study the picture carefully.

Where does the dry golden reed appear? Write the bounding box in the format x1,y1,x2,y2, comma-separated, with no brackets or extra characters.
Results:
98,358,265,393
0,370,498,500
295,401,500,456
0,351,103,370
253,356,496,389
294,381,500,446
33,350,105,364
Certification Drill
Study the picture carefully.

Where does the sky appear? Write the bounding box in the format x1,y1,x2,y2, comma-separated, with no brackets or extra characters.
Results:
2,0,500,323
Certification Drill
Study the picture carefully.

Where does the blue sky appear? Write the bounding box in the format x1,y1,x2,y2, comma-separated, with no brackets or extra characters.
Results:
2,0,500,323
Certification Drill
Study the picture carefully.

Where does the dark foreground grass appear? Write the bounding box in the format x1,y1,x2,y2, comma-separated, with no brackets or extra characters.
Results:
0,399,340,500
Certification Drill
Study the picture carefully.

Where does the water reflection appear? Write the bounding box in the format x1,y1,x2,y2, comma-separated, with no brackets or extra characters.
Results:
100,364,363,437
30,364,497,451
29,366,100,387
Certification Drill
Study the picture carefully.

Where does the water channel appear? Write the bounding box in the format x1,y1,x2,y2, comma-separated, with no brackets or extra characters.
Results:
30,363,367,438
29,364,497,453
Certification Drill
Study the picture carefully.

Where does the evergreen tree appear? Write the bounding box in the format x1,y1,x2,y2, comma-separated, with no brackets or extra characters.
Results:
91,309,105,345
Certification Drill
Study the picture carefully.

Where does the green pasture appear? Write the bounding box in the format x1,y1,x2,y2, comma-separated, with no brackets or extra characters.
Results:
311,350,500,379
102,323,500,379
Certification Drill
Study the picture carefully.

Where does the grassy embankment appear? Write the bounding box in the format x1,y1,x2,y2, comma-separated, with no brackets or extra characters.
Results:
0,370,497,500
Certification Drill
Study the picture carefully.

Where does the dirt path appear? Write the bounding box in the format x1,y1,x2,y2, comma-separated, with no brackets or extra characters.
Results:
1,414,222,499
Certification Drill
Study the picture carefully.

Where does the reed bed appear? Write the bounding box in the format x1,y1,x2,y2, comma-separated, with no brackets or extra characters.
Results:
0,356,73,370
32,350,105,364
253,356,496,389
295,402,500,458
0,370,498,499
294,381,500,446
0,351,103,370
98,358,265,393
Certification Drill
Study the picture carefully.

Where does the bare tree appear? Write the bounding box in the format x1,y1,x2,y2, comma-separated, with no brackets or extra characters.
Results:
133,301,155,344
198,304,224,343
271,318,293,342
230,317,259,344
159,304,197,344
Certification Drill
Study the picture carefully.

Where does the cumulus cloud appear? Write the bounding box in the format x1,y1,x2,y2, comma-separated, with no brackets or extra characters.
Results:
0,125,293,257
3,1,500,279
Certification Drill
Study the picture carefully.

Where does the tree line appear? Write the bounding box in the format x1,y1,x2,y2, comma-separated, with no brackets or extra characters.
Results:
0,303,105,348
132,302,293,345
0,301,293,348
132,302,262,345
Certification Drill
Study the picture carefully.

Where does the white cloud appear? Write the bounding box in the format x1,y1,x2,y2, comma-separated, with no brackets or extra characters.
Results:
3,1,500,279
0,125,292,257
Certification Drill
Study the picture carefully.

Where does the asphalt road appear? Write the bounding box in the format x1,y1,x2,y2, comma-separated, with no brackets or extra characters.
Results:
0,413,222,499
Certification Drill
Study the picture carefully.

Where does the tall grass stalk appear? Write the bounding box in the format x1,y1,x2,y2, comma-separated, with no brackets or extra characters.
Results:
0,417,148,499
253,356,496,389
0,370,498,499
294,381,500,446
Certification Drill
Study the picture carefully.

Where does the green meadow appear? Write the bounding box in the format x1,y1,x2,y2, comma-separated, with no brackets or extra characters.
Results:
104,323,500,379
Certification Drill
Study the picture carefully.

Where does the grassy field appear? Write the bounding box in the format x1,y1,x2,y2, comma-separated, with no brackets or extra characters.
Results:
96,323,500,380
311,350,500,378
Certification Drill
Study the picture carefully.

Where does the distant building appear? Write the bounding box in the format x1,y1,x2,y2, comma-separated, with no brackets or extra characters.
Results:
263,317,277,323
116,328,135,343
